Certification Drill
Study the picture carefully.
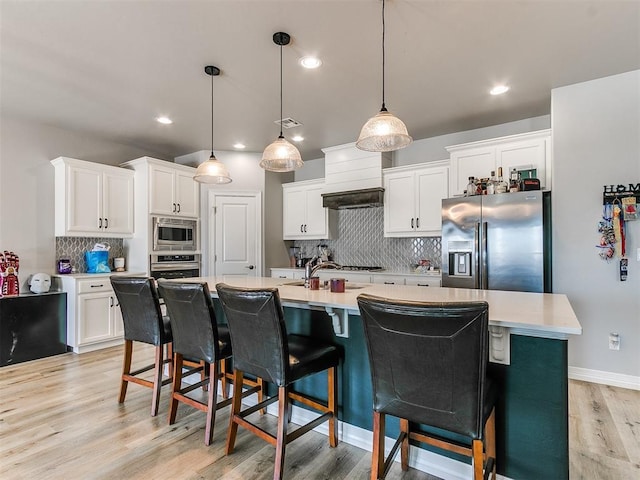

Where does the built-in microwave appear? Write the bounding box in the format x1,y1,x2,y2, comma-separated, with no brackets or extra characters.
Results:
152,216,198,252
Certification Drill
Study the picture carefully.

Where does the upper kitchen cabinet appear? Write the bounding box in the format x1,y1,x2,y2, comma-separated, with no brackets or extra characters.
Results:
282,179,336,240
120,157,199,218
446,129,551,196
383,161,449,237
51,157,134,237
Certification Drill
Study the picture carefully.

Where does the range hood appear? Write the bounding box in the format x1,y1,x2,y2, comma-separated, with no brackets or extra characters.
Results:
322,187,385,210
320,143,391,210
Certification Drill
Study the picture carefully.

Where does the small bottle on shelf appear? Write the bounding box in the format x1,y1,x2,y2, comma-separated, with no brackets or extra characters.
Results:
509,168,520,192
495,167,508,193
465,176,476,196
486,171,496,195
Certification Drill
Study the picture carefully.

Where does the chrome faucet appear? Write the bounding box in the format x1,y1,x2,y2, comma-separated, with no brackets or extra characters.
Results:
304,257,342,288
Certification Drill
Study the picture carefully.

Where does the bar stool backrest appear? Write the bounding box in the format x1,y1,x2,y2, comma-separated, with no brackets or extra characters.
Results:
111,276,167,346
357,294,490,440
216,283,289,387
157,281,220,364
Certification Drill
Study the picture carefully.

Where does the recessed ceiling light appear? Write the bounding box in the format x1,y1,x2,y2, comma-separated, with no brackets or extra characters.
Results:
292,135,304,142
233,143,246,149
299,56,322,69
156,116,173,124
490,85,510,96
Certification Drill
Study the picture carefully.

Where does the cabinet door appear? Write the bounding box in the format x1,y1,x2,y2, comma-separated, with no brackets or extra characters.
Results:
77,293,113,345
384,171,416,236
303,185,329,238
67,166,102,234
174,171,199,217
102,171,134,235
149,165,176,215
283,188,308,238
415,167,448,235
112,293,124,337
450,146,496,196
497,137,548,189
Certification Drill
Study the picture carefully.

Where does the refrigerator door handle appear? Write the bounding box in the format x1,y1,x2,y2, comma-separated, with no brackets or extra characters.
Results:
474,222,481,289
481,221,489,290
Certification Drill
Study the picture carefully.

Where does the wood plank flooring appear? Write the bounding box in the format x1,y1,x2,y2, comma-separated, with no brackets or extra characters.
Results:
1,345,638,479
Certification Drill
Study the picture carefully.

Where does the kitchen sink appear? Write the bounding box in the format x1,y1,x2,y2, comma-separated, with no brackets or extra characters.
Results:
279,280,367,290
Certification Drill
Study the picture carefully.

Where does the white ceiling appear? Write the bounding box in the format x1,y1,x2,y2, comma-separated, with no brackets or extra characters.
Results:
1,0,639,161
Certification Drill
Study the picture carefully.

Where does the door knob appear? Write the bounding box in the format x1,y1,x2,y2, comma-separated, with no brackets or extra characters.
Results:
245,265,255,270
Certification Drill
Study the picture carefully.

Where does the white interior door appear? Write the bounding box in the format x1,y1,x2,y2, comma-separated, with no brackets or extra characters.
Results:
212,193,261,278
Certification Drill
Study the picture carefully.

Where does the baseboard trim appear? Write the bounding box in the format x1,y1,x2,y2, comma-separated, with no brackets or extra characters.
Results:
568,366,640,391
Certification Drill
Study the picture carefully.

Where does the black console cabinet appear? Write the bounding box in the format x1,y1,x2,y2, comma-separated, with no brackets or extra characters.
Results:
0,292,67,366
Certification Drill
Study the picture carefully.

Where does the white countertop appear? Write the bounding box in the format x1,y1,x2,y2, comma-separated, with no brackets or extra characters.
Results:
177,276,582,338
270,267,442,277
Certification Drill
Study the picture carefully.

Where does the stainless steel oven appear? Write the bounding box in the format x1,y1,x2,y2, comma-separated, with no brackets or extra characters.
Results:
152,216,198,252
150,254,201,280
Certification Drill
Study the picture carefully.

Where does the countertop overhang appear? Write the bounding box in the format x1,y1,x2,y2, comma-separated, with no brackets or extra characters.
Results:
170,276,582,339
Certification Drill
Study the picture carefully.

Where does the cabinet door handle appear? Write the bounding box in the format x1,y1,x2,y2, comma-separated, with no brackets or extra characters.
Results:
104,218,108,229
416,217,419,229
99,218,103,229
177,203,181,213
173,203,177,213
411,218,414,229
304,224,307,233
300,224,304,233
109,296,114,307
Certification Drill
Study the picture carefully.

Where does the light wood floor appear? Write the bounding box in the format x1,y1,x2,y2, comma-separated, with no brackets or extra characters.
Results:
1,345,638,479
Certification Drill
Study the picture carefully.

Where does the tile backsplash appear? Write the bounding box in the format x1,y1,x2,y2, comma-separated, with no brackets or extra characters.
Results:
293,208,441,271
55,237,125,273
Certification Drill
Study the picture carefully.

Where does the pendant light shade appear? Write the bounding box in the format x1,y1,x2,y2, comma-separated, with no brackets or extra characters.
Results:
260,32,303,172
356,0,412,152
194,65,232,184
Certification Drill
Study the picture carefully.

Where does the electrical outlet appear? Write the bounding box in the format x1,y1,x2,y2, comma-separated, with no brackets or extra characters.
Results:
609,332,620,351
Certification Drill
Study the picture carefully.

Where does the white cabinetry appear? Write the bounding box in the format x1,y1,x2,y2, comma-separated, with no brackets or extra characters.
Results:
383,161,449,237
282,179,336,240
51,157,134,237
58,275,125,353
149,162,199,217
271,268,305,280
447,129,551,196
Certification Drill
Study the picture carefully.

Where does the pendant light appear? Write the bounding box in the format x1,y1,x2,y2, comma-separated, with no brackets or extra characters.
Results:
356,0,412,152
194,65,232,184
260,32,303,172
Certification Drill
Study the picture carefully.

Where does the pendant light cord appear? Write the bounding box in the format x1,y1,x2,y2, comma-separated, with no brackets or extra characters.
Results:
210,70,214,155
381,0,386,110
279,42,284,138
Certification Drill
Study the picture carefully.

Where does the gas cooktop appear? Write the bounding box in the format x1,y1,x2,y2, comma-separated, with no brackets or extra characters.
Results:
340,266,385,272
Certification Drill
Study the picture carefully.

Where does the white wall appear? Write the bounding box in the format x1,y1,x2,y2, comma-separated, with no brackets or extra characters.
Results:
0,116,168,284
552,70,640,381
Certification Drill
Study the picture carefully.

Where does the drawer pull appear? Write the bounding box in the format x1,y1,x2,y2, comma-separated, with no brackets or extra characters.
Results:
417,283,430,287
90,284,105,288
383,281,395,285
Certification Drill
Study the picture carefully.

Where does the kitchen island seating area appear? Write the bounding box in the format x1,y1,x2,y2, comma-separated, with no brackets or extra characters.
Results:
216,283,340,480
110,276,173,417
357,294,497,480
157,281,263,446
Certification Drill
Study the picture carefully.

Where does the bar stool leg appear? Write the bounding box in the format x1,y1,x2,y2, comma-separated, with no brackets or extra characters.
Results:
226,369,244,455
371,411,385,480
486,407,497,480
472,439,484,480
204,362,219,446
168,354,184,425
119,340,133,403
151,345,164,416
400,418,410,470
273,385,289,480
328,366,338,447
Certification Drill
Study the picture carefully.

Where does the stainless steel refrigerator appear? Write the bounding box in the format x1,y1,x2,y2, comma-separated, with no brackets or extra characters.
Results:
441,191,551,293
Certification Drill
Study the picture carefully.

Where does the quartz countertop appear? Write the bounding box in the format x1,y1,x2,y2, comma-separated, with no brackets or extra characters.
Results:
173,276,582,338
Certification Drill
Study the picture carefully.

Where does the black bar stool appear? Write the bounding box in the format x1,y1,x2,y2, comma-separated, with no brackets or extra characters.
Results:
110,276,173,417
216,283,340,480
157,281,263,446
357,294,497,480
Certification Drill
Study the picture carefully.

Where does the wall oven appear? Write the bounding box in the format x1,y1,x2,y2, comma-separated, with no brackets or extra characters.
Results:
150,254,201,280
152,216,198,252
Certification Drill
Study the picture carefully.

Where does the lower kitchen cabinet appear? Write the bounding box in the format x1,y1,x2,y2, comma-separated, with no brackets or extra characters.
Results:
405,276,441,287
57,274,125,353
270,268,305,280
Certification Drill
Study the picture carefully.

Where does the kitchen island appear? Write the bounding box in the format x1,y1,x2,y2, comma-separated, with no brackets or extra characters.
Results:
179,276,582,480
